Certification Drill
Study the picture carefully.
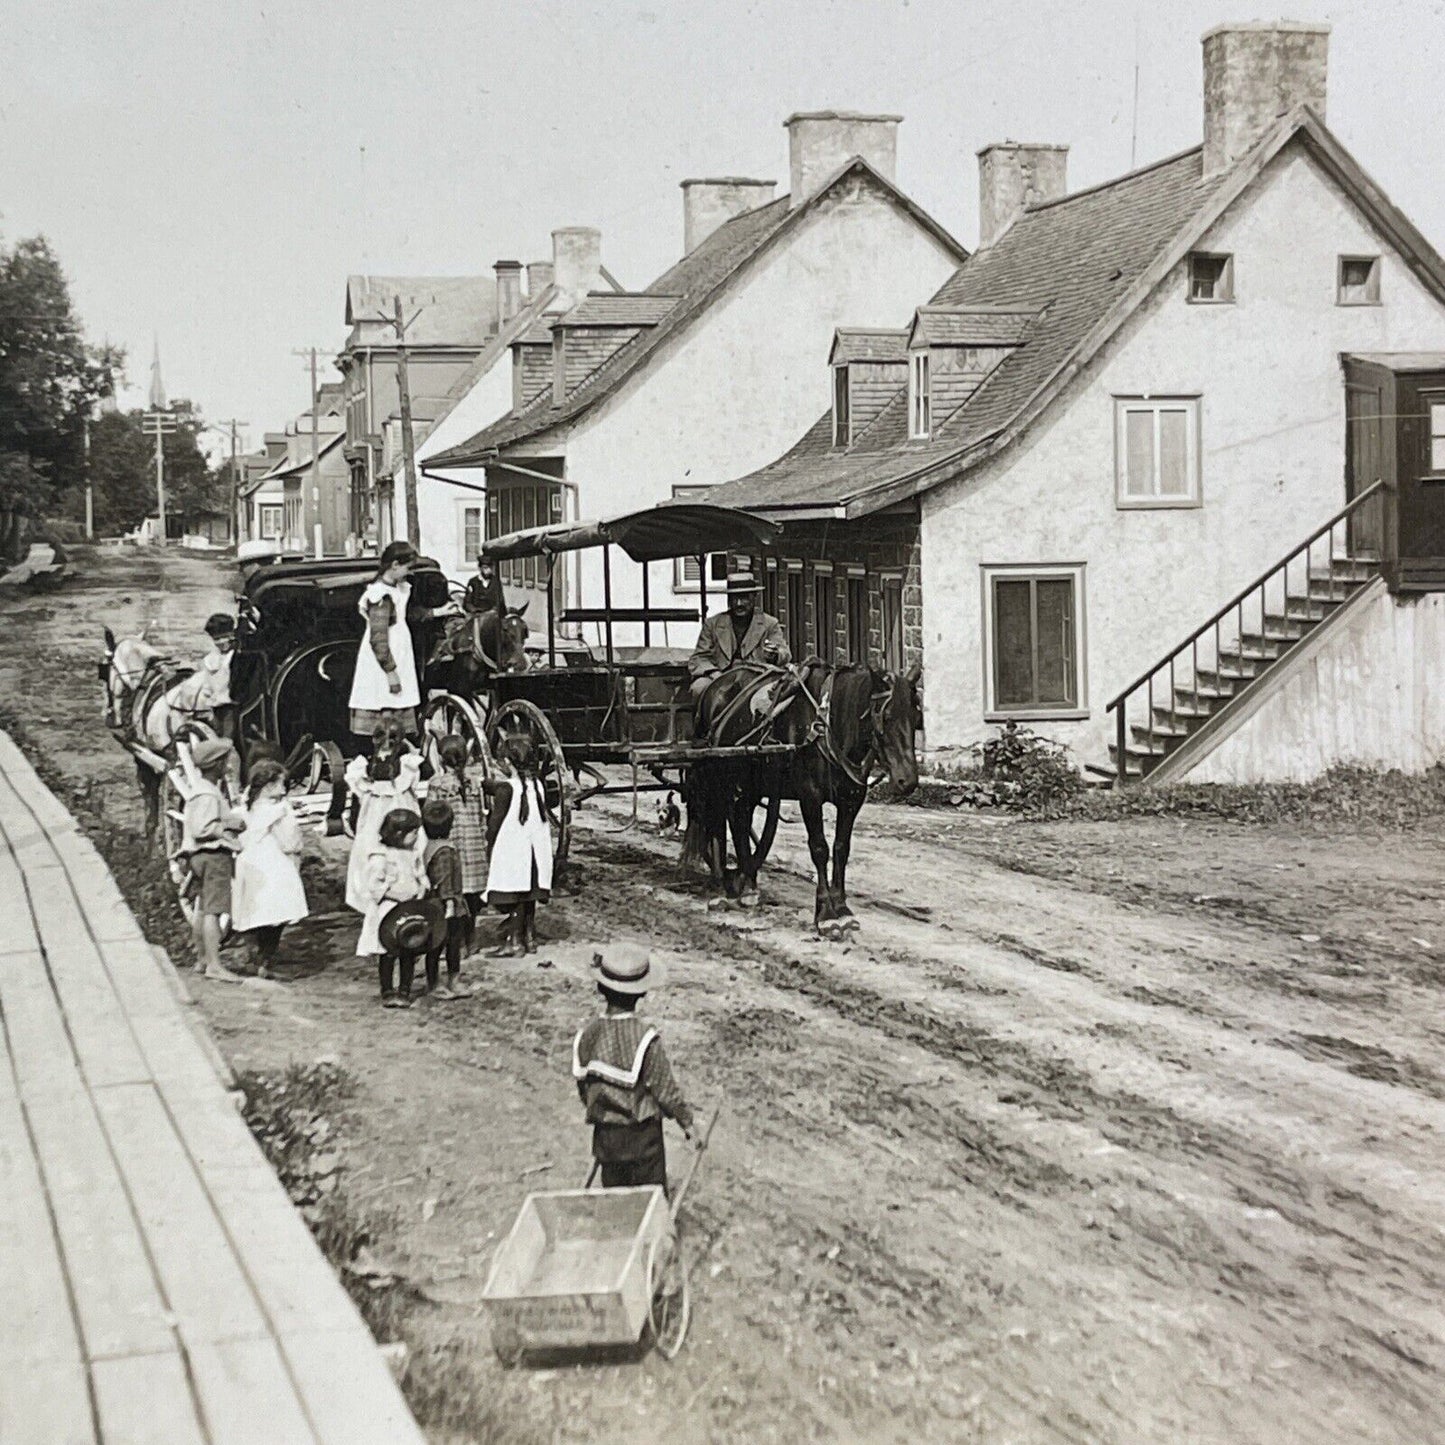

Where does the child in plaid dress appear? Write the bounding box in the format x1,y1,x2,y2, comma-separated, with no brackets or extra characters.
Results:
425,735,488,950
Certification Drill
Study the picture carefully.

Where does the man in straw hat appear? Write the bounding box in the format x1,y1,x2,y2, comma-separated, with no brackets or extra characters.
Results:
687,563,790,704
573,944,696,1191
179,736,245,983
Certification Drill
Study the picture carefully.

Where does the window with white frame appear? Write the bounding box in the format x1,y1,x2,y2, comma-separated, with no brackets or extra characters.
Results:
258,503,282,540
1338,255,1381,305
909,352,931,438
460,502,484,566
1114,396,1200,507
1427,395,1445,475
983,564,1086,717
671,483,728,593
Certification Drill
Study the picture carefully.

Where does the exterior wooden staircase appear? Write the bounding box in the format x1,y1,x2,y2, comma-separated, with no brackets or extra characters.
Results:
1107,481,1385,783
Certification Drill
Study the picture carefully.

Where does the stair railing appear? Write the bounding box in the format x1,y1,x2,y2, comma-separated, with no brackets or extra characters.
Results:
1107,479,1385,783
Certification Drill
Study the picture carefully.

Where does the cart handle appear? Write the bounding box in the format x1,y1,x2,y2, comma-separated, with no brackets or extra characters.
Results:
670,1102,722,1216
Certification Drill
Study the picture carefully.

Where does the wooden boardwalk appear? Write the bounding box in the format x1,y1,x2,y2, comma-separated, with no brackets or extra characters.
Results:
0,733,426,1445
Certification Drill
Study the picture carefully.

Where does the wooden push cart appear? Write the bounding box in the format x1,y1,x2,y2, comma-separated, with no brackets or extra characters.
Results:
480,1108,717,1364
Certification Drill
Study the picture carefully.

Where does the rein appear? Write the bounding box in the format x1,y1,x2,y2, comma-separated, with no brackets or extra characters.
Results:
808,668,896,789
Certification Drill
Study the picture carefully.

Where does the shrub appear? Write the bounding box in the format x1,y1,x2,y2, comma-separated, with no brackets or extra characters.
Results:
973,721,1084,811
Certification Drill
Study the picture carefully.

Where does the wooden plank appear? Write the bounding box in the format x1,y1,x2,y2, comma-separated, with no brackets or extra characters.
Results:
22,1093,175,1361
0,848,42,958
91,1351,207,1445
0,1082,88,1369
0,731,78,834
0,965,85,1110
25,862,108,964
0,1359,96,1445
280,1330,426,1445
162,1090,270,1178
37,944,150,1091
188,1338,317,1445
203,1165,367,1339
94,1083,272,1349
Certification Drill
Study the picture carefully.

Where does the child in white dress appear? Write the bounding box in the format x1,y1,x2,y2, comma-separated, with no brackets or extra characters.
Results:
345,719,422,916
231,760,308,978
483,733,554,957
356,807,429,1007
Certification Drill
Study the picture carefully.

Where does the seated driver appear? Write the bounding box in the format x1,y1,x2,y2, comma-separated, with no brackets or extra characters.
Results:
463,553,506,617
687,566,791,704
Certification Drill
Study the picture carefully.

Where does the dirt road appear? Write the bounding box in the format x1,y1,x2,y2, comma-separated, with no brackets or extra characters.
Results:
4,549,1444,1444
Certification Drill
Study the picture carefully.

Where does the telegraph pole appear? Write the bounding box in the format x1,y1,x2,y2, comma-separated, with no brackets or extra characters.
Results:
214,418,248,543
391,296,422,547
82,413,93,540
291,347,328,558
140,410,177,542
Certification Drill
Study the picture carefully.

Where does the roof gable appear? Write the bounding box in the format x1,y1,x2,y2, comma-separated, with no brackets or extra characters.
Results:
830,328,909,365
344,275,497,347
907,306,1037,348
429,158,968,468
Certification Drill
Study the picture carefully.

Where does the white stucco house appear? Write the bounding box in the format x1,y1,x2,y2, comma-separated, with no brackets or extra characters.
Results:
425,110,969,646
709,22,1445,784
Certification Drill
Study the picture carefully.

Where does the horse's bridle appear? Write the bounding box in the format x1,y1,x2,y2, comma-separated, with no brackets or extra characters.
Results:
808,669,899,789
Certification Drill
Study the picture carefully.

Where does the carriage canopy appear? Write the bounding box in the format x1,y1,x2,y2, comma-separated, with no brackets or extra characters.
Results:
479,503,780,564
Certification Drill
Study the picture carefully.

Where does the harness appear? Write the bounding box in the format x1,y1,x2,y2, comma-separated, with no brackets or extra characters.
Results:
807,669,898,789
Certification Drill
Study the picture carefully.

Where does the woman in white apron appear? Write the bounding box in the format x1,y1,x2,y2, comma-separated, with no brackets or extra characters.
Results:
349,541,428,740
482,733,554,957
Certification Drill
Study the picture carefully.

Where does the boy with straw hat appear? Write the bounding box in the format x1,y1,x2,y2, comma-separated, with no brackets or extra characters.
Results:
573,944,696,1192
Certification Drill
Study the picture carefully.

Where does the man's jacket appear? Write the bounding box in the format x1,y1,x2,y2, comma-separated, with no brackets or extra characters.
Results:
687,610,791,678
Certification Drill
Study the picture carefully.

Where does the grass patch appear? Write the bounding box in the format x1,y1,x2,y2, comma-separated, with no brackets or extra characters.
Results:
0,701,195,961
238,1062,548,1444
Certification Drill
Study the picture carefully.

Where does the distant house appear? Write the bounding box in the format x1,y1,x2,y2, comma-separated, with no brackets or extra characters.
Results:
237,433,288,542
246,389,348,554
710,23,1445,783
426,111,968,641
401,239,628,581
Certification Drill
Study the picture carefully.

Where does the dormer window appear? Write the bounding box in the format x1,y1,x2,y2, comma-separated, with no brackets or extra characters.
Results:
833,366,850,447
909,352,931,438
1187,251,1234,303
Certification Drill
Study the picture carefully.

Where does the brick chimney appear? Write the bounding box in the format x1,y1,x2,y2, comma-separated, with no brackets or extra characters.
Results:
1202,22,1329,178
551,226,603,310
681,178,777,254
785,111,901,205
494,260,523,327
526,259,554,297
976,143,1068,249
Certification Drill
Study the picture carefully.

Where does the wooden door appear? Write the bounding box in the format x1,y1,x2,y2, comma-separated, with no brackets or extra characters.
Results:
1394,370,1445,590
1344,358,1393,558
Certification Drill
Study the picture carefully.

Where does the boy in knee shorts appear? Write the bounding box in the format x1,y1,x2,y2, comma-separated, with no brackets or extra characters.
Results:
181,737,244,983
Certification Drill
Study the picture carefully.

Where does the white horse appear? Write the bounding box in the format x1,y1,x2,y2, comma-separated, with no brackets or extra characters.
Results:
101,626,220,835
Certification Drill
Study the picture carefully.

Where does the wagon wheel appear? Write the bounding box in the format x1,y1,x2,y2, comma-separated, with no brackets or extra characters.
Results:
747,791,783,869
421,692,494,778
645,1233,691,1360
304,740,352,837
487,698,571,871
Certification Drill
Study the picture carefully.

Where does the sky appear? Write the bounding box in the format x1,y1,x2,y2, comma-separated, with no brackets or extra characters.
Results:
5,0,1444,459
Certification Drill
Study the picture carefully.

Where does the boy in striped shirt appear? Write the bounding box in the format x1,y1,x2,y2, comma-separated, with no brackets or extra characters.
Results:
573,944,695,1192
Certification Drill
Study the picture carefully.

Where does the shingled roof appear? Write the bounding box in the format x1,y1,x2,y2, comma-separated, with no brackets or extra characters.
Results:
428,159,968,467
344,276,497,348
709,110,1445,518
908,306,1037,347
558,293,681,327
830,329,910,365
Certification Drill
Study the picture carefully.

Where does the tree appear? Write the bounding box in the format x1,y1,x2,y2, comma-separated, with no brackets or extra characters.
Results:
87,401,227,536
0,234,116,557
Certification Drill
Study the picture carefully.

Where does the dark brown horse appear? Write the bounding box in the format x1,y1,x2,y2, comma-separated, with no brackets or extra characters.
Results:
682,659,921,930
426,605,530,697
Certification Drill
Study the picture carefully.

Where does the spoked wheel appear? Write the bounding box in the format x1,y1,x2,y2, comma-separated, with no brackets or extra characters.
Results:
645,1233,691,1360
304,740,352,837
746,791,782,869
421,692,493,777
487,698,571,871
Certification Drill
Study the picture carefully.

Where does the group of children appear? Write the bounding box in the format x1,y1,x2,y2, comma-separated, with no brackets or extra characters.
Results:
179,716,696,1192
345,719,555,1007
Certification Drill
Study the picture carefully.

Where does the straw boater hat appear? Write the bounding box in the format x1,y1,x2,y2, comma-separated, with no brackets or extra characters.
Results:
725,566,761,594
593,942,661,995
379,898,447,956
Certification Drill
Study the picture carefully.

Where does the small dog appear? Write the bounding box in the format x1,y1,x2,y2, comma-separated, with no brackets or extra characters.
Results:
656,791,682,836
